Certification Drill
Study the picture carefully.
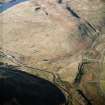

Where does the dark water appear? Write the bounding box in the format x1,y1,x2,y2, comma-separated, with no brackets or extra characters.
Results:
0,0,28,12
0,63,66,105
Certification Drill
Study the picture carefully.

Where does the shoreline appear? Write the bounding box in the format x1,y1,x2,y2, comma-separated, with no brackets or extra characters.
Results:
0,0,28,12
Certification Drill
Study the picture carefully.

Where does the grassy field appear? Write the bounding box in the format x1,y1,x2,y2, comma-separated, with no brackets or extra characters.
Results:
0,0,105,104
